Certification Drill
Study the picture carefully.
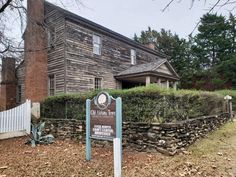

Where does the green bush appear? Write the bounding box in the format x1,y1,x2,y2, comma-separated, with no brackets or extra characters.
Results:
212,78,225,89
41,85,225,123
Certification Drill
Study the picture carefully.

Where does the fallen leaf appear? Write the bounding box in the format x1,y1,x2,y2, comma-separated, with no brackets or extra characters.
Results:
217,152,223,156
211,165,217,169
0,166,8,170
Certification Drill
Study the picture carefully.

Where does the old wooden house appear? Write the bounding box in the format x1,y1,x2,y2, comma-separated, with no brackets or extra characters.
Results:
0,0,179,109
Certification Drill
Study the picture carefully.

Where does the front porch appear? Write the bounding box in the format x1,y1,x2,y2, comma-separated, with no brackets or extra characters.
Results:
115,59,180,90
117,75,178,90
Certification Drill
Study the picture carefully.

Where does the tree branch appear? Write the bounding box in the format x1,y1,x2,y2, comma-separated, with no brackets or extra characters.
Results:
189,0,222,36
0,0,12,13
0,45,9,54
208,0,221,13
9,4,26,12
162,0,175,12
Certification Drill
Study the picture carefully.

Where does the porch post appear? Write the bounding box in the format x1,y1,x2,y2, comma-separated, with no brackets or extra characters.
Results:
157,78,161,86
146,76,151,86
166,80,169,89
173,82,177,90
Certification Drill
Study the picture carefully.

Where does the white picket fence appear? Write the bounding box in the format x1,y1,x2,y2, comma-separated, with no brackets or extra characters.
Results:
0,99,31,139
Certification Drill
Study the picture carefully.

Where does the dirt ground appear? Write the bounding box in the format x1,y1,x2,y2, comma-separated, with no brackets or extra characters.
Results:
0,122,236,177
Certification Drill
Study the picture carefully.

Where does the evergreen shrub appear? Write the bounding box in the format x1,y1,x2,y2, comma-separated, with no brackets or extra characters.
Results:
41,85,225,123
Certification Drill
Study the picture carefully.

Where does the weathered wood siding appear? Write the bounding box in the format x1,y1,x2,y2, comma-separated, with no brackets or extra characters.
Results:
16,62,25,104
16,3,170,97
157,63,173,75
65,19,163,93
45,3,66,94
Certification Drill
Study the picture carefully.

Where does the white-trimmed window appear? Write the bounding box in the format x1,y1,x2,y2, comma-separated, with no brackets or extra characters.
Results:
48,75,55,96
94,77,102,90
131,49,136,65
47,28,56,48
93,34,101,55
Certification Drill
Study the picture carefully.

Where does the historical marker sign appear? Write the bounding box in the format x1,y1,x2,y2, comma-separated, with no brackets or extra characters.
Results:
86,92,122,158
90,92,116,140
86,92,122,176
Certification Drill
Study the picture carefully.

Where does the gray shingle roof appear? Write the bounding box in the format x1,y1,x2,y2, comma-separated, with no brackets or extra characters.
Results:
116,59,167,76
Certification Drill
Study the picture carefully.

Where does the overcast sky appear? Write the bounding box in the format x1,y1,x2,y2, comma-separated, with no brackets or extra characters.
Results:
49,0,235,39
5,0,236,44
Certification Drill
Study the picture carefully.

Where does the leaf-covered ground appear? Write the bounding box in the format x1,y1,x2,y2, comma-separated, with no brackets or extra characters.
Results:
0,121,236,177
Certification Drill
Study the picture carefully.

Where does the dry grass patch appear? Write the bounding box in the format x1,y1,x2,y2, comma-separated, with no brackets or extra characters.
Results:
189,121,236,156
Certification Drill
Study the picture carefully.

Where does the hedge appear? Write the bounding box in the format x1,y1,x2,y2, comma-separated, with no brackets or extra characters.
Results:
41,84,225,123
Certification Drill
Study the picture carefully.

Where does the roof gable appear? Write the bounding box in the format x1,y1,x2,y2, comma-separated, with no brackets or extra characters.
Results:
154,61,179,78
116,59,180,80
155,63,172,75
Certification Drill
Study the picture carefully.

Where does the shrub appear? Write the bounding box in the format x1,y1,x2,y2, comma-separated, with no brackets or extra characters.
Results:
212,78,225,89
41,85,225,123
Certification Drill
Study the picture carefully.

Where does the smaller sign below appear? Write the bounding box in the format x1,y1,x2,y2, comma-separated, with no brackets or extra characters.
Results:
92,125,114,137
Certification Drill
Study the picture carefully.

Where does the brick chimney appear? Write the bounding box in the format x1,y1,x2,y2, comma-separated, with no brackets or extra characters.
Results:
0,57,17,110
145,42,155,50
24,0,48,102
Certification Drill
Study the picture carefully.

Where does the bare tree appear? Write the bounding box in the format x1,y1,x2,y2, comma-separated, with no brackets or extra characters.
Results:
163,0,236,12
0,0,26,59
0,0,83,60
162,0,236,35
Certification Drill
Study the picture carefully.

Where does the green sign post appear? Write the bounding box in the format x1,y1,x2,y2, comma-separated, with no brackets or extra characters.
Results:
86,92,122,163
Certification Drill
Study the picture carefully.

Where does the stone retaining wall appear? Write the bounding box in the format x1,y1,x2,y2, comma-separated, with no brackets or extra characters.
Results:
43,113,230,155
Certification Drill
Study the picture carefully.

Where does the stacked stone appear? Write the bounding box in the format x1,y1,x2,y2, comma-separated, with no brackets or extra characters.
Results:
43,112,230,155
43,119,85,141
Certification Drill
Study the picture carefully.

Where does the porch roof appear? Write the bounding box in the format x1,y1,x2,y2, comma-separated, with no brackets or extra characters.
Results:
115,59,180,81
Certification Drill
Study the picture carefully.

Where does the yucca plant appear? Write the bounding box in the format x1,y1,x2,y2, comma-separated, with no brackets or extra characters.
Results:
27,121,54,147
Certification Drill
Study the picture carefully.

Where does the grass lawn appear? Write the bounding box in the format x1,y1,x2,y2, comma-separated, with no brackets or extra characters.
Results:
0,121,236,177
